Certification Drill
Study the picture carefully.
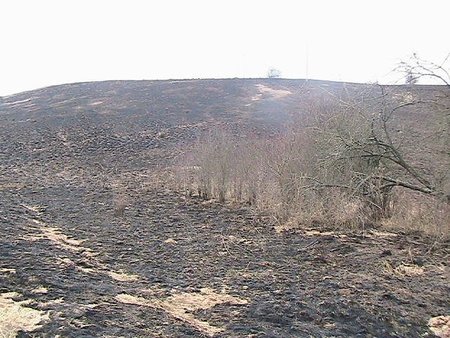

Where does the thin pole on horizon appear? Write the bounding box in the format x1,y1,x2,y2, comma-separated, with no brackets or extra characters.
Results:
305,41,309,81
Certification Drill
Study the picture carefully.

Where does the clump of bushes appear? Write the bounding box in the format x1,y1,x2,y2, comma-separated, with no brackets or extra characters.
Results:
176,85,450,238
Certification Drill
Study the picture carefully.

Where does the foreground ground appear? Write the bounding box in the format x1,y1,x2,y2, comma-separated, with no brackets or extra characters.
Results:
1,80,449,337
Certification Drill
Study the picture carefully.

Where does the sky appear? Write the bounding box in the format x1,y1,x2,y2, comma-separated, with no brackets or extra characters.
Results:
0,0,448,96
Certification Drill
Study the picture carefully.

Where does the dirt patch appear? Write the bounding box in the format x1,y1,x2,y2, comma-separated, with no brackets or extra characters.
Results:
0,292,49,337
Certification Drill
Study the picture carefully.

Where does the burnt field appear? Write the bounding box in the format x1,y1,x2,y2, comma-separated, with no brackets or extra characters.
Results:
0,79,449,337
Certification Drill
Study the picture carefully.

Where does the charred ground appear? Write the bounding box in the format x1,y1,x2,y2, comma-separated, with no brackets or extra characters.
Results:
0,79,449,337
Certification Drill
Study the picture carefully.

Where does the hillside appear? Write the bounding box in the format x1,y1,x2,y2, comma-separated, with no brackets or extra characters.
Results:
0,79,449,337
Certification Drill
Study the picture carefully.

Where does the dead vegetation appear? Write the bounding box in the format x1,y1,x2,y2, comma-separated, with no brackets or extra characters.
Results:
428,315,450,338
178,83,450,238
0,292,49,337
116,288,248,337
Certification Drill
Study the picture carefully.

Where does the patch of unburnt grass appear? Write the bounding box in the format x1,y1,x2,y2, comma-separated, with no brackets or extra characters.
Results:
115,287,248,337
0,292,49,337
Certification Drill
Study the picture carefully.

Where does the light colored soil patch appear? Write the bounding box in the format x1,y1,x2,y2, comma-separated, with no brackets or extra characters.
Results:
301,229,349,239
251,93,263,101
0,268,16,275
58,257,95,274
116,288,248,337
0,292,49,337
274,223,350,237
428,316,450,337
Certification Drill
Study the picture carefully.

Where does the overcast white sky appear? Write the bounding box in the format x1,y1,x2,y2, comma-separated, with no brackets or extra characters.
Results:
0,0,448,96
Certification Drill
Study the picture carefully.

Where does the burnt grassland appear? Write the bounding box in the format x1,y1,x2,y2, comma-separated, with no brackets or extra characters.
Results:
0,79,448,337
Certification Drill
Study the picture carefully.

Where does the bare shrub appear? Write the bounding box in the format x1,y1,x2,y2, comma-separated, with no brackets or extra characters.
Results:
194,131,234,202
113,193,129,217
297,84,449,221
382,190,450,239
178,130,268,205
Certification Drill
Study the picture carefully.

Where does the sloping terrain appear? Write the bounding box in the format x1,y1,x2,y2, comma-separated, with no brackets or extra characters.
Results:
0,79,449,337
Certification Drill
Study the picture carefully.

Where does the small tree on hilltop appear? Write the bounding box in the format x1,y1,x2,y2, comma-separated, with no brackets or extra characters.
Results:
267,68,281,78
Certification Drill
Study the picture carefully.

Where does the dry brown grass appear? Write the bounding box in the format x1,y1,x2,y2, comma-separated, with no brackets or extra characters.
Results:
164,238,177,244
24,219,92,253
0,292,49,337
113,193,129,217
253,84,292,100
115,288,248,337
22,219,141,284
31,287,48,294
107,271,139,282
428,316,450,338
382,261,425,277
381,190,450,239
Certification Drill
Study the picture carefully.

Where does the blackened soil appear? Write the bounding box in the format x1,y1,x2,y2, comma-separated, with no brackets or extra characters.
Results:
1,80,449,337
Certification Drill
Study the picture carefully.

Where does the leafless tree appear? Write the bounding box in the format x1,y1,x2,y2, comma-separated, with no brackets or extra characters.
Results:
396,53,450,86
267,68,281,79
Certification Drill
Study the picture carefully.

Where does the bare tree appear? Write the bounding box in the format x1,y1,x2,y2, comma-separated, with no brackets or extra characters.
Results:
405,69,418,85
306,80,449,219
396,53,450,86
267,68,281,79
